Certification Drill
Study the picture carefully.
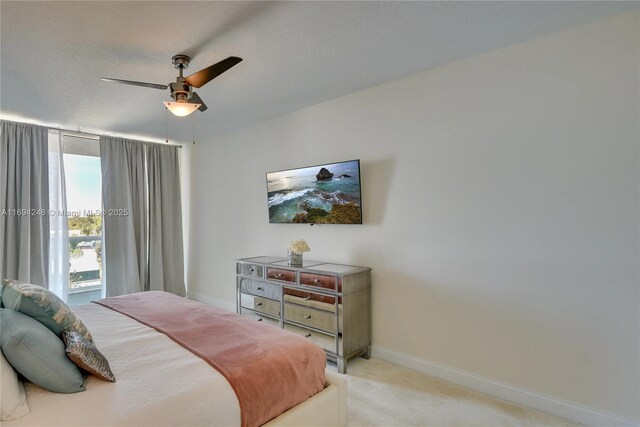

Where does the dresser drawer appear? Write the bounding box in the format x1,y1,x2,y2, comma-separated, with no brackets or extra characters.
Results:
240,293,281,317
283,289,340,313
240,308,280,328
284,287,342,305
238,278,281,301
284,302,339,333
266,268,296,283
300,272,342,292
236,262,263,278
284,322,341,354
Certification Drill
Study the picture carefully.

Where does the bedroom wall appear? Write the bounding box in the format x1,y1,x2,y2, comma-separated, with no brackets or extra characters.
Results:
187,11,639,424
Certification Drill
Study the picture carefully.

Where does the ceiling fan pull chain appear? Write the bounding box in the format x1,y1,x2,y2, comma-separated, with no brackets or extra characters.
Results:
192,113,196,145
165,107,169,143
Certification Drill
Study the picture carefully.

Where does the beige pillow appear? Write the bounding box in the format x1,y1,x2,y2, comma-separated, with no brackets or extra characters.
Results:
63,331,116,382
1,349,30,421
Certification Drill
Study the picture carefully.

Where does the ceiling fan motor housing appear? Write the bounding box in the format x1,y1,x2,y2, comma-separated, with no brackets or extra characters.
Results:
169,81,193,102
170,55,194,102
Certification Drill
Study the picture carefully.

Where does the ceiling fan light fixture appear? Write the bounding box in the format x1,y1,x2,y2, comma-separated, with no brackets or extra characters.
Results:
164,101,201,117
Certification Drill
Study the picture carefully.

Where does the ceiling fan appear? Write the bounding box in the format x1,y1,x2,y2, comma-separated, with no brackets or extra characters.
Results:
101,55,242,117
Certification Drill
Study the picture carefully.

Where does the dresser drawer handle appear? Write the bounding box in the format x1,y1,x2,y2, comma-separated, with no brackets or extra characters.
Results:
304,297,311,301
257,318,263,322
304,333,312,338
304,315,311,319
313,279,320,284
250,268,255,273
256,287,264,291
256,303,263,307
275,273,283,278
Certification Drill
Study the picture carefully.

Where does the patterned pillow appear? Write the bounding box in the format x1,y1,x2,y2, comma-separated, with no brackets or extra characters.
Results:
62,331,116,382
2,280,93,342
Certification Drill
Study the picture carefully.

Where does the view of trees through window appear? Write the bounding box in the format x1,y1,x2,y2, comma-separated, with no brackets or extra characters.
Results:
64,153,102,291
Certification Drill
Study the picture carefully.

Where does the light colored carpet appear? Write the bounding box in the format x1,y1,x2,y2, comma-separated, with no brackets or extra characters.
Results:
329,357,579,427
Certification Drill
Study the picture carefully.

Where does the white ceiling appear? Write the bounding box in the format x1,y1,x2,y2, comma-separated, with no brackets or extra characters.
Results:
1,1,636,143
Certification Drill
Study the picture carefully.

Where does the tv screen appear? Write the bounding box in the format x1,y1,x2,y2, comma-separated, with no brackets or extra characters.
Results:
267,159,362,224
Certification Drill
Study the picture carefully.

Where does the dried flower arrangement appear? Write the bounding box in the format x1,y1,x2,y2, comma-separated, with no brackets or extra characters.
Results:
288,239,311,254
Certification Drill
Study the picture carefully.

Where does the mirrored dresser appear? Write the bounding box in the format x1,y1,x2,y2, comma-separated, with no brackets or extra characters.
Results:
236,256,371,374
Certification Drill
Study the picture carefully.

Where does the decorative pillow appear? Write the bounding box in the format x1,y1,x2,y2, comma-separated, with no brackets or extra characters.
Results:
0,308,85,393
2,280,93,342
62,331,115,382
1,349,29,421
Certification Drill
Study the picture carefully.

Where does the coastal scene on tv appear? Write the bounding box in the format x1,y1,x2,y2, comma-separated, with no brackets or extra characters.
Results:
267,160,362,224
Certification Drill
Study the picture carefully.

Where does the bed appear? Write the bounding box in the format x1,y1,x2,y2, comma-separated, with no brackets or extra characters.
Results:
7,293,347,427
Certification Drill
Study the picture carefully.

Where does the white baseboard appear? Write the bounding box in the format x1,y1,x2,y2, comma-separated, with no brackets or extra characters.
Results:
372,345,638,427
187,290,236,312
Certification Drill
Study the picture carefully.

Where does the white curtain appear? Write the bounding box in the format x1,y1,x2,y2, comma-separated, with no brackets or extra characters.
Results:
0,120,50,287
48,130,69,301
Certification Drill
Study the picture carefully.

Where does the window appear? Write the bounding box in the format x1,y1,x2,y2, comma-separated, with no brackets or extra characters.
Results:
62,136,102,294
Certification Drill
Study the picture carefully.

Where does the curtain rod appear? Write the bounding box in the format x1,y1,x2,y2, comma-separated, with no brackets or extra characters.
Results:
48,127,183,148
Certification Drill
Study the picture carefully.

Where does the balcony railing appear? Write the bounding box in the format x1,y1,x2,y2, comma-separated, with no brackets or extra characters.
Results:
69,235,102,292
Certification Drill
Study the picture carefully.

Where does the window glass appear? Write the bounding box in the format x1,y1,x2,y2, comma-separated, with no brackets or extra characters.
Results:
64,151,102,291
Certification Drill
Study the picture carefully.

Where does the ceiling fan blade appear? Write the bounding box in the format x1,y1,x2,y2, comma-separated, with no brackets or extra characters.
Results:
184,56,242,88
100,77,168,90
190,92,208,112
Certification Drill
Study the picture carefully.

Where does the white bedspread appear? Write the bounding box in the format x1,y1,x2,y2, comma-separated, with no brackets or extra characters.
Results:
8,303,241,426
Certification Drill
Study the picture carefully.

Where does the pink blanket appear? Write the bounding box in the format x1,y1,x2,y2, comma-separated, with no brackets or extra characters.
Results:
94,291,326,427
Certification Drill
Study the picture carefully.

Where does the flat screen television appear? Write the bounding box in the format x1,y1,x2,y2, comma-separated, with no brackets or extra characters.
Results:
266,159,362,224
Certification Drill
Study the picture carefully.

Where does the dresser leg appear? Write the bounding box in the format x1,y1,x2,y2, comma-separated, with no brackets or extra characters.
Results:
362,345,371,360
337,357,346,374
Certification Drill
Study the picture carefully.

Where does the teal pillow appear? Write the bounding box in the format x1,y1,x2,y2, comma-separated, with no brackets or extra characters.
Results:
0,308,85,393
2,281,93,342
